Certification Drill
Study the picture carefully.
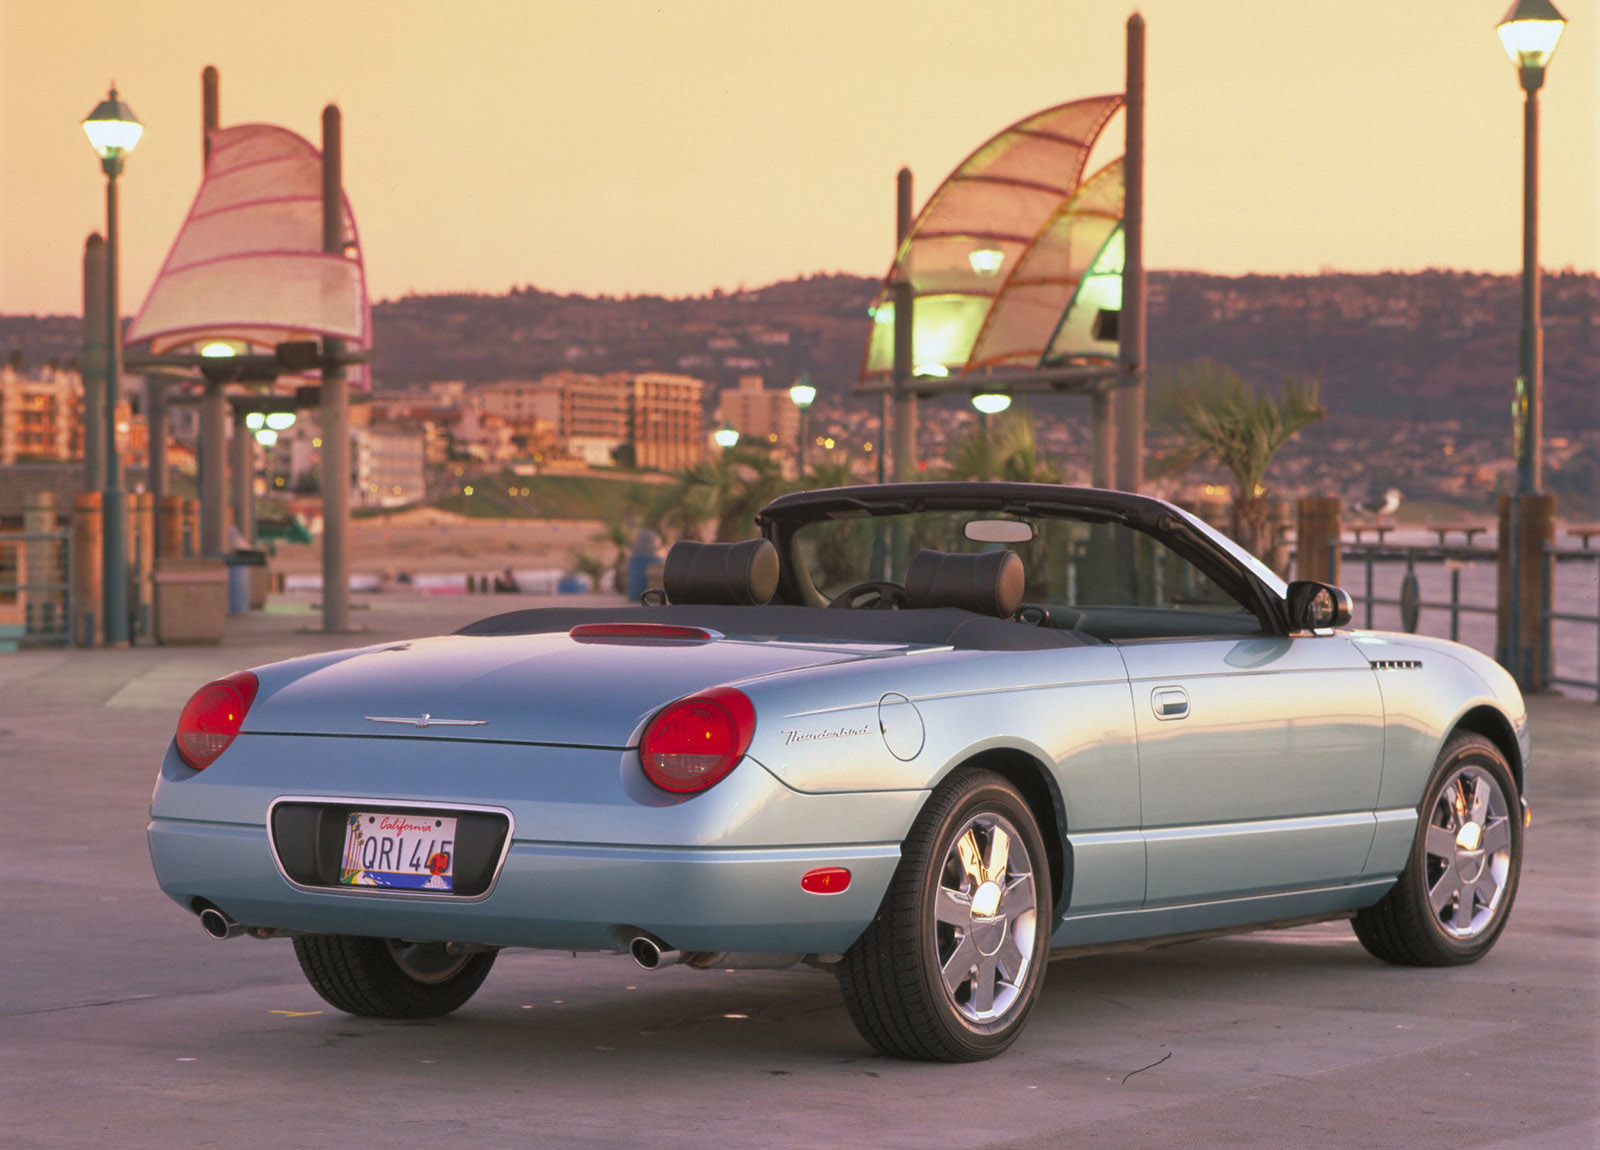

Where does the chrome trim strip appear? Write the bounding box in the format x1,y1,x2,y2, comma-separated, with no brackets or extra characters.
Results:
1140,809,1374,843
363,714,489,727
1057,877,1395,926
265,795,516,904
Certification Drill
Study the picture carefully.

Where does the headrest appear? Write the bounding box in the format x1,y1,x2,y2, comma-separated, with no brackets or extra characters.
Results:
904,549,1024,618
662,538,780,606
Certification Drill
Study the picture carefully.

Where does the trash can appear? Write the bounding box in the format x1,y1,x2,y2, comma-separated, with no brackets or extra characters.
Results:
224,550,267,615
153,558,227,645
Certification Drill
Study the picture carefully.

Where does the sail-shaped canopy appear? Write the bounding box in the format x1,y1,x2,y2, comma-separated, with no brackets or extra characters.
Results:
126,124,370,368
860,95,1123,383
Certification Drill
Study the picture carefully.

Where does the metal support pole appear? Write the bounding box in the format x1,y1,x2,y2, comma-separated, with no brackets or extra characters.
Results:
1506,66,1547,690
891,167,917,483
82,233,107,493
796,408,807,477
321,104,351,632
231,406,254,546
101,165,129,646
202,65,219,170
145,375,168,555
1115,12,1147,493
877,395,889,484
1515,79,1543,497
1091,389,1115,487
200,382,227,554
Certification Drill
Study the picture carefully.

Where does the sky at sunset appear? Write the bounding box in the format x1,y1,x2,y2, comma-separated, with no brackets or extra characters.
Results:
1,0,1595,318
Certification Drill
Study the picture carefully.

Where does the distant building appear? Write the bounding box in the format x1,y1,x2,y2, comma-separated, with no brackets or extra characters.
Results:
476,371,705,472
717,375,798,456
353,426,425,508
0,364,81,465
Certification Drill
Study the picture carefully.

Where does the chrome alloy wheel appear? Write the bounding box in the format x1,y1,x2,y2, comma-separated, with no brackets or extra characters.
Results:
933,812,1038,1025
386,939,475,985
1424,765,1514,940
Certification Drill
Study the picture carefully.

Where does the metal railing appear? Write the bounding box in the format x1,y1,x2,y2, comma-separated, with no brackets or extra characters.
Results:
1341,542,1499,640
1543,544,1600,698
0,529,74,647
1328,540,1598,701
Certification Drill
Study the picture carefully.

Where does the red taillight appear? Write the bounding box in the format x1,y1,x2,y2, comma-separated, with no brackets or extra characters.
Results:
639,687,755,794
175,671,259,769
801,867,851,895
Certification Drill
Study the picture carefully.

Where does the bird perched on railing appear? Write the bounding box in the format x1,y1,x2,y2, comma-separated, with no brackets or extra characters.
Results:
1354,488,1403,519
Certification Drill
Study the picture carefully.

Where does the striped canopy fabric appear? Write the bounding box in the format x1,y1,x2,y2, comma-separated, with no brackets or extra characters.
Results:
126,123,370,374
860,95,1124,383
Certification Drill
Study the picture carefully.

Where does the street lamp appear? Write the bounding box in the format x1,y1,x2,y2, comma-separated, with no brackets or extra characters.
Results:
82,84,142,646
713,425,740,450
1497,0,1565,497
1496,0,1565,691
789,376,816,476
971,389,1012,435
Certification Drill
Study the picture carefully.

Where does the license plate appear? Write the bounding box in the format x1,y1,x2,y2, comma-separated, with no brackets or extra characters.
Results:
339,811,457,891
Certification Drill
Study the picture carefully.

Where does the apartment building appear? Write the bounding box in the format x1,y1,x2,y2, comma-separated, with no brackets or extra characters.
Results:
0,364,81,464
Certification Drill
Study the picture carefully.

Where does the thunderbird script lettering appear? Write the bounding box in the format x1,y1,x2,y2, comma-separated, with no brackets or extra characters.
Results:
782,724,873,746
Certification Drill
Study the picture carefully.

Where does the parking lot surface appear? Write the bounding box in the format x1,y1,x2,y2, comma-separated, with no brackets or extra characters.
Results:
2,593,1595,1148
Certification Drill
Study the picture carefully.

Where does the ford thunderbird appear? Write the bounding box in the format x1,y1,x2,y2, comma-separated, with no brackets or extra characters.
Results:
149,483,1528,1061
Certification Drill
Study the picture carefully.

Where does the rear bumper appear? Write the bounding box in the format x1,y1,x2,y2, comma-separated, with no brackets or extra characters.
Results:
148,733,919,954
149,818,898,952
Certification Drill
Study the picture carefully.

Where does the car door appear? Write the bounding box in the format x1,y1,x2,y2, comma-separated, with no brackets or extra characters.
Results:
1120,632,1385,905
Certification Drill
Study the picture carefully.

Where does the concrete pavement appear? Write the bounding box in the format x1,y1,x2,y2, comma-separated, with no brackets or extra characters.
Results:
1,591,1595,1147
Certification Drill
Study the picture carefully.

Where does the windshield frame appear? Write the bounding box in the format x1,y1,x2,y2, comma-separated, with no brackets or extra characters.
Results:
758,482,1291,634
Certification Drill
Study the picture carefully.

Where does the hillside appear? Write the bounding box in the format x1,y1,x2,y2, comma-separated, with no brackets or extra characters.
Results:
4,270,1595,444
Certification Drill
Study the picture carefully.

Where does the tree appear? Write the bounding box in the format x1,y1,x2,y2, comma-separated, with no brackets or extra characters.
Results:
655,444,792,543
1153,360,1326,558
943,408,1058,484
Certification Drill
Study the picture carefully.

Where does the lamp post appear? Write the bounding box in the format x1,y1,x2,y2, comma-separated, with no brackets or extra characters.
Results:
1498,0,1564,497
82,85,143,647
713,426,740,450
789,376,816,477
1497,0,1565,690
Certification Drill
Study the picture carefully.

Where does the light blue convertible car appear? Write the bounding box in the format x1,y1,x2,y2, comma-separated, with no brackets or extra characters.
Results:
149,483,1528,1061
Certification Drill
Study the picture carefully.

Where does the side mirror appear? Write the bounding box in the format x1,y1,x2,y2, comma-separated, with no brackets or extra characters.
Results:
1286,580,1353,630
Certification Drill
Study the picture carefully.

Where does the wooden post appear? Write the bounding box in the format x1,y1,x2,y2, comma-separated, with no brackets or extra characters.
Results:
185,497,203,558
21,493,58,636
160,495,187,559
71,492,103,646
132,492,156,640
1498,493,1556,689
1297,496,1343,585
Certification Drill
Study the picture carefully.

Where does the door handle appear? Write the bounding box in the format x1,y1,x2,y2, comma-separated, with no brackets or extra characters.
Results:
1151,686,1189,721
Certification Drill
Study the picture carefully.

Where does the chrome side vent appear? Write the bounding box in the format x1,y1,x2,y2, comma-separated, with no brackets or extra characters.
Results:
1367,659,1423,671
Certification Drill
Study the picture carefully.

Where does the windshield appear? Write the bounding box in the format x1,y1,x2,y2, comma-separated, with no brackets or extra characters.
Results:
790,507,1263,638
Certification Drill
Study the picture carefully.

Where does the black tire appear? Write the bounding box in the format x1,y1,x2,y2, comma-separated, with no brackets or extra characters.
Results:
1353,732,1522,966
837,770,1051,1061
292,935,496,1019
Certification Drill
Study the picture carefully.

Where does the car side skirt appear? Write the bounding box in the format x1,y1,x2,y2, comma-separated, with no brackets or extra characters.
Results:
1051,878,1396,950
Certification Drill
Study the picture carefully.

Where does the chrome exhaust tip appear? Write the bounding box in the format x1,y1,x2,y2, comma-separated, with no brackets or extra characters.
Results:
629,935,684,970
198,907,244,940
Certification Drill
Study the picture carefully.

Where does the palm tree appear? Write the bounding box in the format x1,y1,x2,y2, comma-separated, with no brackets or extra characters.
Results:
943,408,1058,483
593,520,635,598
1153,360,1326,557
655,444,793,543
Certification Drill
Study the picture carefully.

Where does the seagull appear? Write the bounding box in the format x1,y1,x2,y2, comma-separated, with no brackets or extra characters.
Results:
1354,488,1403,518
